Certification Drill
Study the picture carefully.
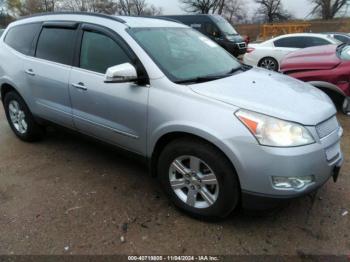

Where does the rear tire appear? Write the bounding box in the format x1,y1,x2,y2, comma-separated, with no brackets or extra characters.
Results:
258,57,279,71
157,138,240,219
3,91,44,142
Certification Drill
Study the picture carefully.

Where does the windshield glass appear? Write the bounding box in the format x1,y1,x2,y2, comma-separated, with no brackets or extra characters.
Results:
129,28,241,83
216,21,238,35
338,44,350,60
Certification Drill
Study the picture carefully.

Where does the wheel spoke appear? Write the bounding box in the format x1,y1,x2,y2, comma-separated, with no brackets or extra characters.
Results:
189,157,201,173
17,121,24,133
9,103,17,114
186,188,197,206
171,160,188,176
21,119,28,132
200,173,217,185
199,187,215,206
170,179,186,190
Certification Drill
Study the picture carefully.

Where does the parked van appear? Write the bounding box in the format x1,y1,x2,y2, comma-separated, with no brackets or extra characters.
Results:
158,15,247,57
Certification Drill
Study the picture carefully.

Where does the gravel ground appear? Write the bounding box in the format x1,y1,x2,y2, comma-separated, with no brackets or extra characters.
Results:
0,106,349,256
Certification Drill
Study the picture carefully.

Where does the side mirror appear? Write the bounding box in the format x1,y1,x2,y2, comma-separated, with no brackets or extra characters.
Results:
104,63,138,83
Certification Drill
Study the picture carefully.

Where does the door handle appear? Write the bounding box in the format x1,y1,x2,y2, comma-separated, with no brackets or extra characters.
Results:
25,69,35,76
72,82,87,91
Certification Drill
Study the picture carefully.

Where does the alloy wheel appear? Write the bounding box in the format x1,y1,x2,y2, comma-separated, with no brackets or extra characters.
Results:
169,155,219,209
260,58,278,71
8,100,28,134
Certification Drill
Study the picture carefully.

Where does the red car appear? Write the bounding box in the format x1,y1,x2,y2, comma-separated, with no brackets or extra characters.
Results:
280,44,350,114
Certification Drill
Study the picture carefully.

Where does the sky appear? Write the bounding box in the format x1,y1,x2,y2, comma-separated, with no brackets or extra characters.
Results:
147,0,315,19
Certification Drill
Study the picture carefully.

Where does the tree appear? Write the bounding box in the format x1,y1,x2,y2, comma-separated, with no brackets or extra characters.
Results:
309,0,348,19
254,0,292,23
181,0,219,14
222,0,247,23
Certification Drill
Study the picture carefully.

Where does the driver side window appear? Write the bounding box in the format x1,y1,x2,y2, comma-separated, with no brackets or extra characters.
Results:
80,31,132,74
205,23,220,37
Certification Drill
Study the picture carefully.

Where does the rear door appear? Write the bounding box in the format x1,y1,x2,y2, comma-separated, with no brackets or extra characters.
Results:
68,24,149,155
273,36,301,62
23,22,78,128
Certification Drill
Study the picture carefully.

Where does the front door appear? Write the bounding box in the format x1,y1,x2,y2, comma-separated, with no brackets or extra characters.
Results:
69,25,149,155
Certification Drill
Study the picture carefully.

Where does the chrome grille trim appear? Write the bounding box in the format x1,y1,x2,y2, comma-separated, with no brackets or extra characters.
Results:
316,116,339,139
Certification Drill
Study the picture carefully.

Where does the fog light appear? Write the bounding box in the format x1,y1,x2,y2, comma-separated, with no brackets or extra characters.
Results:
272,175,315,190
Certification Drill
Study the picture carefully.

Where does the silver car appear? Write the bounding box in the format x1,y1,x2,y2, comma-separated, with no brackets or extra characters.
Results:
0,13,344,218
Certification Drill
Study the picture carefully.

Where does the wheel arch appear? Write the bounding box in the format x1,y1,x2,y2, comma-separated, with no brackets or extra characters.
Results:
0,82,22,102
149,131,240,182
308,81,346,98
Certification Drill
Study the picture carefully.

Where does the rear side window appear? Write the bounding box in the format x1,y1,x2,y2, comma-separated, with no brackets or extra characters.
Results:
79,31,132,74
303,37,330,47
4,23,41,55
274,37,303,48
36,27,76,65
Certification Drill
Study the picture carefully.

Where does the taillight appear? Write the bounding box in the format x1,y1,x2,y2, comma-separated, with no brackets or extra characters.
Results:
247,47,255,53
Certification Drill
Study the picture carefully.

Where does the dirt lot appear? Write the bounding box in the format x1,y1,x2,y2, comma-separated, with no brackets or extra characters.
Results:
0,106,349,256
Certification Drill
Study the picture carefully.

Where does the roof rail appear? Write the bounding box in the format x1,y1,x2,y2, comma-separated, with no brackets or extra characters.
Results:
151,16,183,24
17,12,126,24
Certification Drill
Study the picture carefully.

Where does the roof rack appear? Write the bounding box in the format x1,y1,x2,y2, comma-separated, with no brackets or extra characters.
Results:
17,11,126,24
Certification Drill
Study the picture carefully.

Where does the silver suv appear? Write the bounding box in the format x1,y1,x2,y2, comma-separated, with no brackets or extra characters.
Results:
0,13,344,218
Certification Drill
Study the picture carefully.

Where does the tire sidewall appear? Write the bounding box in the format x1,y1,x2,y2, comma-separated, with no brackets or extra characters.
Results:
3,92,35,140
259,57,279,71
158,139,240,219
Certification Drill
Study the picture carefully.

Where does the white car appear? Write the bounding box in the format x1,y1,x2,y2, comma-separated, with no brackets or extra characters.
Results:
243,33,340,71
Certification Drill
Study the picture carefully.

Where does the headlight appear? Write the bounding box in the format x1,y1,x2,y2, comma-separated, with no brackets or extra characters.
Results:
235,109,315,147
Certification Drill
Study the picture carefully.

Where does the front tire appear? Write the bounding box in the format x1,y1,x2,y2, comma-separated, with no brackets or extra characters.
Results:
3,91,44,142
157,138,240,219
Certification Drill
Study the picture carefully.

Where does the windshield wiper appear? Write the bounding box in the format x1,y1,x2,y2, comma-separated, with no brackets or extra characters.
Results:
175,66,244,84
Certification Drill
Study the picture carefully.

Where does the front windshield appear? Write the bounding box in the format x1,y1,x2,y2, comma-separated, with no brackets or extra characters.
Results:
338,44,350,60
129,28,241,83
214,18,238,35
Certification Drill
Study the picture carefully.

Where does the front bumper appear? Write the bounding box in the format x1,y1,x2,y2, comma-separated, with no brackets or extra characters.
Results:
223,117,343,209
223,42,247,57
241,158,343,210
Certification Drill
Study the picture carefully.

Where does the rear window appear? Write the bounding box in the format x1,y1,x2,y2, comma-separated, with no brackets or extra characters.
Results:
4,23,41,55
35,27,76,65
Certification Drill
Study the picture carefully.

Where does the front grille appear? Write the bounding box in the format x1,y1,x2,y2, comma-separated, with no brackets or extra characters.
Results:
238,42,246,49
316,116,339,139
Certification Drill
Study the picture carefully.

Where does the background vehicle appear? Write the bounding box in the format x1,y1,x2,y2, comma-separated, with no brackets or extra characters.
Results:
0,29,4,37
243,33,340,71
281,44,350,114
323,32,350,43
158,14,246,57
0,13,343,219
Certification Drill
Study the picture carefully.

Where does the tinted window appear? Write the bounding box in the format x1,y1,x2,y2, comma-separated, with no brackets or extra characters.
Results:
205,23,221,37
80,31,132,74
334,34,350,43
274,36,331,48
303,37,330,47
274,37,304,48
4,23,41,55
36,27,76,65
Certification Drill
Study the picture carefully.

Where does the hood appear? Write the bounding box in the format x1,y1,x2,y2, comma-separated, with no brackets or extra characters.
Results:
226,34,244,43
281,45,341,72
190,68,336,126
